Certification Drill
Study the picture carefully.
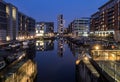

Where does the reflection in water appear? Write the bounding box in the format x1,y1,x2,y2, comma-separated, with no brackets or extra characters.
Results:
57,38,64,57
67,40,90,57
0,44,37,82
36,39,54,51
35,38,120,82
26,44,36,59
35,39,77,82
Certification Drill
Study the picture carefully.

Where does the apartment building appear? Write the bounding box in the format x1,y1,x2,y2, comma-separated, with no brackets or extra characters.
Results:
36,22,54,37
18,12,35,40
90,12,100,32
0,1,7,41
6,3,18,41
0,1,35,41
68,18,90,37
90,0,120,41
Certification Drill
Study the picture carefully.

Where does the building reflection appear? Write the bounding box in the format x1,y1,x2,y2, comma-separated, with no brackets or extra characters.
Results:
57,38,64,57
36,39,54,51
26,44,36,59
67,40,90,57
67,40,80,57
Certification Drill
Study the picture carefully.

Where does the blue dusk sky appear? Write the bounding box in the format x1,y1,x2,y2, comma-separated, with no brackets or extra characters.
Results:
5,0,108,31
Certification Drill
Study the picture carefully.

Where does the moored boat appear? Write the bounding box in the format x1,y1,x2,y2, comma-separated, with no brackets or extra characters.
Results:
0,57,6,70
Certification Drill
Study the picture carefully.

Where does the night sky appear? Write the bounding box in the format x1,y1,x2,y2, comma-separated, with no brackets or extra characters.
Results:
5,0,108,31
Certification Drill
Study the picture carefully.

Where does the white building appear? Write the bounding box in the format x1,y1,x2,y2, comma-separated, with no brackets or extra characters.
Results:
0,1,35,41
6,3,18,41
36,23,44,37
72,18,90,37
35,22,54,37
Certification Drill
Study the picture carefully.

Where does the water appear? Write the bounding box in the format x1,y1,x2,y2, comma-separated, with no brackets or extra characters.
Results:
1,38,118,82
35,39,77,82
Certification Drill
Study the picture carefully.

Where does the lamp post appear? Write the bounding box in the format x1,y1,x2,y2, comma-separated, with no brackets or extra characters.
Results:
95,45,100,56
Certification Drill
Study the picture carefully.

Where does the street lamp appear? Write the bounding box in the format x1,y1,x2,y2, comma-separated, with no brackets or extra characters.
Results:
94,45,101,56
95,45,99,50
84,56,88,61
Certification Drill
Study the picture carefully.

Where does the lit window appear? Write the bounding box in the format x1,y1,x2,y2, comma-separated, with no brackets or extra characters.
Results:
12,7,16,19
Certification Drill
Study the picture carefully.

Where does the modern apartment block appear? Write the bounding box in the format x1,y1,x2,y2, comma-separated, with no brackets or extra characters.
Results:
26,17,35,38
90,12,100,32
0,1,7,41
67,22,73,36
57,14,64,36
68,18,90,37
6,3,18,41
36,22,54,37
90,0,120,41
0,1,35,41
18,12,35,40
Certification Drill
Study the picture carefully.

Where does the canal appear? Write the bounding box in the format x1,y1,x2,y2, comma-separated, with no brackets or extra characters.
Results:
0,38,119,82
35,38,78,82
